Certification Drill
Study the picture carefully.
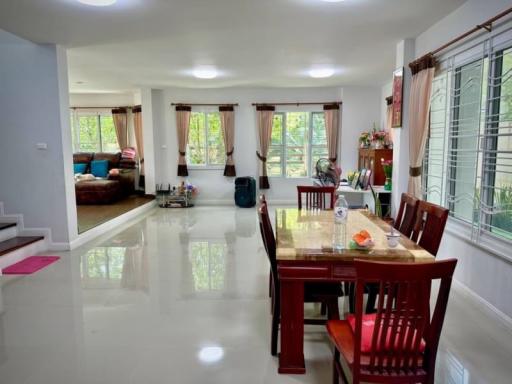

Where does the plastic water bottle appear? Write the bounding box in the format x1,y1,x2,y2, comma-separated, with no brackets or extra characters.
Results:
333,195,349,250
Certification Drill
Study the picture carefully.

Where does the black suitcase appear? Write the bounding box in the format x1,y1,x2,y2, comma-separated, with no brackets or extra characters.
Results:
234,177,256,208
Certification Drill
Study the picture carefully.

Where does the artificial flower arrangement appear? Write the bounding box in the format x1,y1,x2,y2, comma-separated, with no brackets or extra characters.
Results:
346,171,357,184
381,159,393,191
359,131,371,148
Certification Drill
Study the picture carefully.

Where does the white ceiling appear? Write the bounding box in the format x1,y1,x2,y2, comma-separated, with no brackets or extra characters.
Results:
0,0,466,93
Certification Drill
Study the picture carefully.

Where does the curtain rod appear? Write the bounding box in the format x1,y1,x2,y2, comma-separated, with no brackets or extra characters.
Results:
70,106,135,110
410,6,512,66
251,101,342,106
170,103,239,106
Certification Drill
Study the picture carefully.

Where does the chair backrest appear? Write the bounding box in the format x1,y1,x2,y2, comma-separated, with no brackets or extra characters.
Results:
394,193,420,237
352,259,457,383
297,186,336,210
258,204,277,279
411,201,449,256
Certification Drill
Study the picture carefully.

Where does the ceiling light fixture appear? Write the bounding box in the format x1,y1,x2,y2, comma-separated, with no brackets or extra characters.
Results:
322,0,346,2
193,66,218,79
309,67,335,78
77,0,117,6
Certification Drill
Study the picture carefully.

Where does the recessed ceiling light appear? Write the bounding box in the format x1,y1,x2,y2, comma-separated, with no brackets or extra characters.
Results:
309,67,335,78
193,66,218,79
77,0,117,6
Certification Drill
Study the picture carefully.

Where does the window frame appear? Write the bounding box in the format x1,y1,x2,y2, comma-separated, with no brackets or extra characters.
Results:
187,111,225,170
423,27,512,253
268,111,328,178
71,109,119,153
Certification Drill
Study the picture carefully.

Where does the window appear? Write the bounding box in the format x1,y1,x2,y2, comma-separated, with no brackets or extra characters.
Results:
71,110,119,153
423,34,512,242
268,111,328,177
187,112,225,166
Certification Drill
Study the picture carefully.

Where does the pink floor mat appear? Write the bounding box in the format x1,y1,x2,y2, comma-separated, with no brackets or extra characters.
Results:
2,256,60,275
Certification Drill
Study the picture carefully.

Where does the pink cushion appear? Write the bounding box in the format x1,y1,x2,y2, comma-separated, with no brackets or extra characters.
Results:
121,147,136,160
347,313,426,353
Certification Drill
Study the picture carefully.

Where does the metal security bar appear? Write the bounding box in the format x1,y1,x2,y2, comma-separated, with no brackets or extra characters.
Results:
423,27,512,243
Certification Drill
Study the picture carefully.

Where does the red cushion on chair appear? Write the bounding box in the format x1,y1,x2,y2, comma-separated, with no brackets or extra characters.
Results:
347,313,426,353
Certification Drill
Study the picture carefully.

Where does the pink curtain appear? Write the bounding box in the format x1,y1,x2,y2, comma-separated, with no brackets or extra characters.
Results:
220,106,236,177
408,56,436,198
324,104,341,164
112,108,128,150
133,106,144,175
386,97,394,143
176,105,192,177
256,105,275,189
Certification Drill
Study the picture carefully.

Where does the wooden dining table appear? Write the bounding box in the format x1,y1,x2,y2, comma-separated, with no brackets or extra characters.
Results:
275,208,435,374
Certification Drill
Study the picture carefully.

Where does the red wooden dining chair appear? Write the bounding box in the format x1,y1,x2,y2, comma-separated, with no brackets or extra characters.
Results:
297,186,336,210
258,204,343,356
394,193,420,237
411,201,449,256
327,259,457,384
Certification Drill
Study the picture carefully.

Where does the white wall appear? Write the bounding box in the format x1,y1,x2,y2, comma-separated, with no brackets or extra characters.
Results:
386,0,512,320
147,86,381,204
69,92,139,108
0,29,76,244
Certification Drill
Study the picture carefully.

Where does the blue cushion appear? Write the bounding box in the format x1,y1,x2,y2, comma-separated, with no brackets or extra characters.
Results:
74,163,87,174
90,160,109,178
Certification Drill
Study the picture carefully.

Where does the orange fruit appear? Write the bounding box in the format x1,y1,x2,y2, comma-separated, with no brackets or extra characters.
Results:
353,234,367,246
359,230,371,239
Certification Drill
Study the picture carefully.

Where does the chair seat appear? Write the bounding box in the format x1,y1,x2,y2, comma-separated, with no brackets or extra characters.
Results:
346,313,426,353
327,319,425,368
304,282,343,300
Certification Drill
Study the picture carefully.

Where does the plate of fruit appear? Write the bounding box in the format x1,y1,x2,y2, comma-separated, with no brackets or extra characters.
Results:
349,230,375,250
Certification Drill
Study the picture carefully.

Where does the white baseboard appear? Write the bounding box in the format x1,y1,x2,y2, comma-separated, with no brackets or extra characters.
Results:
68,200,156,250
452,279,512,333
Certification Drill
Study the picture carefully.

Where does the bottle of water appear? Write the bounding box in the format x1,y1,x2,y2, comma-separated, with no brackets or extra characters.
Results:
333,195,349,250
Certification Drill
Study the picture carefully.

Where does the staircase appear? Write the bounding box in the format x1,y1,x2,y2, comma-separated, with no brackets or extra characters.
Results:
0,203,46,274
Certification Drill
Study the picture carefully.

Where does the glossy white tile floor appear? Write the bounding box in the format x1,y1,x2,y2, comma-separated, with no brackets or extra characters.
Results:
0,207,511,383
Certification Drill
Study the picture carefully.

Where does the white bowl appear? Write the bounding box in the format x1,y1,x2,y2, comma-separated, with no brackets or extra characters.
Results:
386,233,401,248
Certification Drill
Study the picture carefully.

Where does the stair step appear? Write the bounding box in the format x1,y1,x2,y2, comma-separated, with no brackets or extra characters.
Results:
0,223,17,231
0,236,44,257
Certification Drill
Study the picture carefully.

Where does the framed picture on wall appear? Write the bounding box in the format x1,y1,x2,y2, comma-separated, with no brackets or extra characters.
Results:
392,67,404,128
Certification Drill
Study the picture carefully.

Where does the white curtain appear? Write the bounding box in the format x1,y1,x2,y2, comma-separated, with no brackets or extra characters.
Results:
408,57,436,198
324,104,340,164
112,108,128,150
220,106,236,177
256,106,275,189
176,105,192,177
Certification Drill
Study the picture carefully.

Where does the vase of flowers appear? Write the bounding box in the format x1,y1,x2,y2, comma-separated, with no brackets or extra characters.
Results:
381,159,393,191
359,131,371,148
372,130,387,149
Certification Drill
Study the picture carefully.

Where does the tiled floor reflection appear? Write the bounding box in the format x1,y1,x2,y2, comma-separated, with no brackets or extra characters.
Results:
0,207,511,383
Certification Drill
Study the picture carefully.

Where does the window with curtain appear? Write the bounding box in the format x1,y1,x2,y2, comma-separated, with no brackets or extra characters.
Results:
70,110,119,153
267,111,328,178
187,112,225,166
423,31,512,243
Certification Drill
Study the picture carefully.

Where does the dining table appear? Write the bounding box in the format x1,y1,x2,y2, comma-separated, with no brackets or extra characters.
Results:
275,208,435,374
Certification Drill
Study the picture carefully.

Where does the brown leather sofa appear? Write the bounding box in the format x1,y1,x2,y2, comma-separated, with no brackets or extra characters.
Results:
74,152,137,205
